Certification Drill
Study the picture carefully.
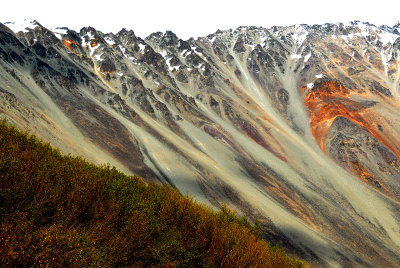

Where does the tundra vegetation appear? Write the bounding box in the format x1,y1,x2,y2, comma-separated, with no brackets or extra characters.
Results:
0,120,306,267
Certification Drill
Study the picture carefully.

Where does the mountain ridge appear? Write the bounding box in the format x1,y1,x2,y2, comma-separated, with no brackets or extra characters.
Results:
1,19,400,266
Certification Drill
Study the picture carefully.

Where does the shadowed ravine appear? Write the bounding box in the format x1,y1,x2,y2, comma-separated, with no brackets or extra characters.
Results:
1,19,400,266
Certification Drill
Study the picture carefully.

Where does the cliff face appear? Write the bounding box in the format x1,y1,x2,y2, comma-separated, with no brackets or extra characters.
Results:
1,19,400,266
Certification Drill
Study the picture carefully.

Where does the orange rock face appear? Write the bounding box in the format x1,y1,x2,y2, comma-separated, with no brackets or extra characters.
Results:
62,40,78,51
350,162,389,192
304,80,395,189
62,40,81,57
305,80,395,154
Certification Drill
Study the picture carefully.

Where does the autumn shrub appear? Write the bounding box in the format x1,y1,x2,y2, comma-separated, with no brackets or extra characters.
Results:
0,120,307,267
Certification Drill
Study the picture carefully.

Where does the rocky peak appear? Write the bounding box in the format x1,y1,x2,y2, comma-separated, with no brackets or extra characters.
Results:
117,28,140,45
0,23,15,35
3,19,41,33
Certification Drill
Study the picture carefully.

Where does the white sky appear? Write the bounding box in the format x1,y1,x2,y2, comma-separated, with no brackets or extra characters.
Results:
2,0,399,39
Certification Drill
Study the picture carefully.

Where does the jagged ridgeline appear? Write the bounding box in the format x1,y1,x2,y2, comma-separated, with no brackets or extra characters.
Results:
1,19,400,267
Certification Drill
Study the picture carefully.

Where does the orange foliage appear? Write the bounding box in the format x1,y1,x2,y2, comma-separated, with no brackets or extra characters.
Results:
0,121,307,267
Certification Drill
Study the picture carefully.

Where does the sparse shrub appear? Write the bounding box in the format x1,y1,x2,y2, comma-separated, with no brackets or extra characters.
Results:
0,120,307,267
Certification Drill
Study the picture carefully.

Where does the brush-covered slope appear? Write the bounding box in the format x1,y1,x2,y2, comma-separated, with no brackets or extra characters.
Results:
1,19,400,266
0,121,305,267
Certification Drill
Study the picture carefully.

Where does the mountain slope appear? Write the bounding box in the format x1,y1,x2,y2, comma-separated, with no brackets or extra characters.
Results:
0,120,305,267
1,19,400,266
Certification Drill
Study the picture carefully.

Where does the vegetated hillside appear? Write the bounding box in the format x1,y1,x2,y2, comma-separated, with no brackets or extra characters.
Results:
0,120,306,267
2,20,400,266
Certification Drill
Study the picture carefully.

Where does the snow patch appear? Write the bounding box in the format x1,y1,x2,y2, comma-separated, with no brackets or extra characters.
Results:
54,28,68,35
118,45,127,56
377,31,398,44
105,37,115,46
380,51,390,74
342,33,362,41
88,46,96,57
81,38,88,48
356,22,372,39
87,31,94,40
247,44,256,50
166,58,177,71
159,50,167,58
315,74,323,78
139,43,146,53
304,52,311,63
97,66,105,75
4,19,38,33
260,34,268,44
181,49,189,57
191,46,205,58
52,27,68,39
293,25,308,47
290,53,302,59
93,54,103,61
307,83,314,89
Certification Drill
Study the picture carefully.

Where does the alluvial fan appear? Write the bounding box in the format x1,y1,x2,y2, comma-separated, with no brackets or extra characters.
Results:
1,19,400,266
